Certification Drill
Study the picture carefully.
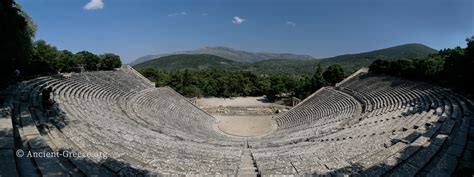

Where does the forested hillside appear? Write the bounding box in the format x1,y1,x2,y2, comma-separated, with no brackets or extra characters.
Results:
369,38,474,97
134,54,242,70
130,46,315,64
134,43,437,75
136,38,473,100
319,43,437,72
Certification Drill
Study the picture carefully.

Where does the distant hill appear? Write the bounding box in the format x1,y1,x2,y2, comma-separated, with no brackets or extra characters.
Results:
130,46,315,65
134,43,438,75
134,54,242,70
134,54,319,74
319,43,437,72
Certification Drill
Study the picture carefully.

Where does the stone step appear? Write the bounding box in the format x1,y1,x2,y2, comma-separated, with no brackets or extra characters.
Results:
0,149,18,177
238,146,259,176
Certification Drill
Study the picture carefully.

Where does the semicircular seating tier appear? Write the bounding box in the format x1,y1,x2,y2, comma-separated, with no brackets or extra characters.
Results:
0,66,472,176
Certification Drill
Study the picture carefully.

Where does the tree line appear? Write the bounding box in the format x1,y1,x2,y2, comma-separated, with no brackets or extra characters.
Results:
369,37,474,97
137,64,345,100
139,37,474,100
1,0,121,89
30,40,122,74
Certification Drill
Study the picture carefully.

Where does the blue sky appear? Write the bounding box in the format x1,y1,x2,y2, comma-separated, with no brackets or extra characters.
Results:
17,0,474,63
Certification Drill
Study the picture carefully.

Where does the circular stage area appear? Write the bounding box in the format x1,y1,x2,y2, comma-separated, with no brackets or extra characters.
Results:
215,115,275,137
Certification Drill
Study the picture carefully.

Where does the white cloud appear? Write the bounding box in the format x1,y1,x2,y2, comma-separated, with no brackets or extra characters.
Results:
168,11,187,17
202,13,208,16
232,16,246,24
286,21,296,27
83,0,104,10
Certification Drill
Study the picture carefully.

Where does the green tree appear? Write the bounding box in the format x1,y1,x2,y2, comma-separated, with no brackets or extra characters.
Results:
74,51,100,71
412,57,443,81
267,76,286,100
311,63,326,92
369,59,390,74
0,0,36,87
181,85,202,97
182,69,198,86
256,76,271,96
99,53,122,70
464,37,474,95
57,50,75,72
440,37,474,94
323,64,345,85
30,40,60,74
466,36,474,56
386,59,416,78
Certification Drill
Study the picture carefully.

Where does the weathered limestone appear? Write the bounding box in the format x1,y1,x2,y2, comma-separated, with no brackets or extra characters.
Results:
0,66,472,176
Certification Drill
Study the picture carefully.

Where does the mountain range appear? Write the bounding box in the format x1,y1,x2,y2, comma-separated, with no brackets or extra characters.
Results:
318,43,438,70
130,46,315,65
133,43,438,74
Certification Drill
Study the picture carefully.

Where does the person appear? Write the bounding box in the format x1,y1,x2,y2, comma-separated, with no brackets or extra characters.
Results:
42,87,53,115
12,68,21,83
14,69,20,77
